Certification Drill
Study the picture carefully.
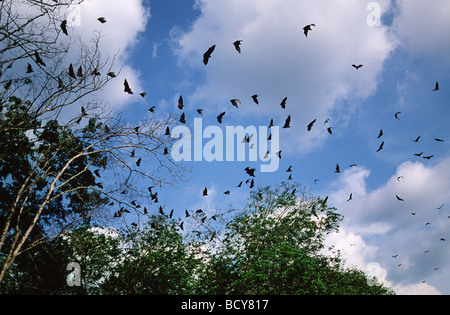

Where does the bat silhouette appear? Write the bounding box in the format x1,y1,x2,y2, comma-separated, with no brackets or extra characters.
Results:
202,187,208,196
347,193,353,202
60,19,68,36
179,112,186,124
81,106,88,117
433,81,439,91
217,112,226,124
124,79,133,94
303,24,315,37
283,115,291,128
98,17,107,24
396,195,404,201
352,64,363,70
92,68,101,76
34,51,46,67
230,99,241,108
203,45,216,65
233,40,242,53
335,164,341,173
395,112,401,120
245,167,256,177
68,64,76,79
307,119,316,131
26,63,33,73
280,97,287,109
4,80,11,90
376,141,384,152
178,95,184,110
251,94,260,105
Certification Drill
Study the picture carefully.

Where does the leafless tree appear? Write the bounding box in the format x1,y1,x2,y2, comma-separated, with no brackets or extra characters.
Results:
0,0,186,283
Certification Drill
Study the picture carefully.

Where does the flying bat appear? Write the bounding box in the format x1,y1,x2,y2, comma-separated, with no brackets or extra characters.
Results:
280,97,287,109
217,112,226,124
377,129,383,138
26,63,33,73
347,193,353,202
376,141,384,152
251,94,260,105
396,195,404,201
230,99,241,108
303,23,315,37
98,17,107,24
203,44,216,65
124,79,133,94
307,119,316,131
179,112,186,124
395,112,401,120
432,81,439,91
233,40,242,53
352,64,363,70
60,19,68,36
34,51,46,67
245,167,256,177
283,115,291,129
178,95,184,110
335,164,341,173
68,64,76,79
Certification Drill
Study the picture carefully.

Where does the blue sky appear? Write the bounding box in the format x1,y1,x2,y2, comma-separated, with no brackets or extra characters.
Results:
67,0,449,294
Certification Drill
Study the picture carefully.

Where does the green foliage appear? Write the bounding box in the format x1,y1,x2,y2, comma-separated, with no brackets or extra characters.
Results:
101,216,203,295
196,183,392,295
0,181,394,295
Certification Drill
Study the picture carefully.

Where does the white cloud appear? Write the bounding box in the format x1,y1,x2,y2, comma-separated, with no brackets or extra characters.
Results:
392,0,450,63
65,0,150,111
172,0,396,156
393,282,441,295
325,156,450,294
